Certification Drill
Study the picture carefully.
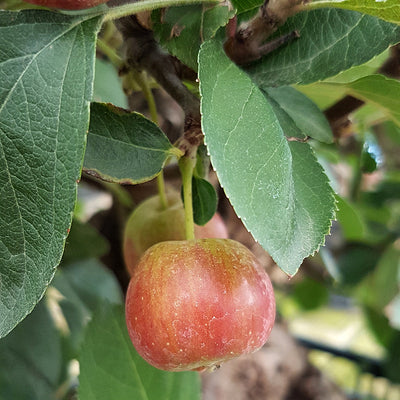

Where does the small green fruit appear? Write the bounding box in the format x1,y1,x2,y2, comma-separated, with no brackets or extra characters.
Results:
123,191,228,275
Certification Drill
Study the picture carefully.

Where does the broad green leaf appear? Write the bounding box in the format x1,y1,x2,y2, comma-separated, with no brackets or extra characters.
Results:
297,83,388,129
84,102,179,184
265,86,333,143
303,75,400,128
60,259,123,310
337,245,380,285
363,246,400,310
245,9,400,87
191,176,218,225
0,10,102,338
363,305,396,348
0,260,123,400
52,259,123,356
385,333,400,383
361,146,378,173
93,58,127,109
335,195,365,240
309,0,400,24
78,303,201,400
385,120,400,146
0,300,62,400
292,278,329,310
263,92,304,140
294,49,389,109
230,0,262,13
323,49,389,84
295,82,347,110
153,4,233,70
344,75,400,126
199,39,335,275
61,219,109,265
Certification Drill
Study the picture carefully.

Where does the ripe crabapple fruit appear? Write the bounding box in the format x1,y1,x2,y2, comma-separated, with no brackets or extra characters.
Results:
125,239,275,372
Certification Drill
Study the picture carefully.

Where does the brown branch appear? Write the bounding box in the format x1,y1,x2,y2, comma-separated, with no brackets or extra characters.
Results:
224,0,306,65
116,16,200,119
324,44,400,138
115,15,202,155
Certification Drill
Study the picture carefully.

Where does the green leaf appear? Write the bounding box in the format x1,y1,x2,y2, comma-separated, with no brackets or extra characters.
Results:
153,4,233,70
61,219,110,265
364,245,400,310
361,146,378,173
199,39,335,275
191,176,218,225
60,259,123,311
93,58,127,109
263,92,304,140
84,102,178,184
0,300,63,400
292,278,329,310
323,49,390,84
245,9,400,87
388,293,400,330
363,305,396,348
52,259,123,356
344,75,400,126
230,0,262,13
337,245,380,285
264,86,333,143
294,50,389,110
78,303,201,400
385,332,400,383
309,0,400,24
0,10,102,338
335,195,365,241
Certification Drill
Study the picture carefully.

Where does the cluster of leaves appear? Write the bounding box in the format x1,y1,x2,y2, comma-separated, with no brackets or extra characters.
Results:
0,0,400,398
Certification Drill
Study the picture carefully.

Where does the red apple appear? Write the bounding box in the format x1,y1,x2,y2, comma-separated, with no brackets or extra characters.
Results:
125,239,276,372
23,0,109,10
123,191,228,276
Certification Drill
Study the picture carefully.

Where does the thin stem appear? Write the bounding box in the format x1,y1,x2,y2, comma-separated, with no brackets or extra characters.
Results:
179,156,196,240
135,71,159,125
96,38,123,68
101,182,135,209
157,173,168,210
133,71,169,209
103,0,222,22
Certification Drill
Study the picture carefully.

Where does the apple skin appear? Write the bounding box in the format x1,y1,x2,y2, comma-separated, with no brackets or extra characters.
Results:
123,191,228,276
125,238,276,372
23,0,109,10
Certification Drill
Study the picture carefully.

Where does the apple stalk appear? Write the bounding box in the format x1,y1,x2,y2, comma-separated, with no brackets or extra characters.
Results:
179,155,197,241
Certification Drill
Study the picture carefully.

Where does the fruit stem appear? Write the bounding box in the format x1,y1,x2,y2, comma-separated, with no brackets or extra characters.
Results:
157,173,168,210
96,38,123,68
135,71,159,126
179,156,196,241
134,71,169,210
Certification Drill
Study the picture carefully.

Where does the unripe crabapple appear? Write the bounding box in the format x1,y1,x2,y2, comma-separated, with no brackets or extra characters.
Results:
123,191,228,275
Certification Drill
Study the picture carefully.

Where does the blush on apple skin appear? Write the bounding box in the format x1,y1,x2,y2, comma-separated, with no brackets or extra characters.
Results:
123,192,228,276
125,238,276,372
23,0,109,10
